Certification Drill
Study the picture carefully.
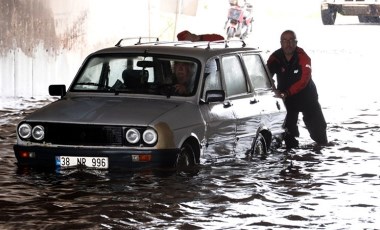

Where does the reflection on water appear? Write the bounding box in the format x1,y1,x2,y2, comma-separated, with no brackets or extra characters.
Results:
0,97,379,229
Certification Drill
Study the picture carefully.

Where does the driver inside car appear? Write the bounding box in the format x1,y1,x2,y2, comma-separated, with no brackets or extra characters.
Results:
172,61,195,96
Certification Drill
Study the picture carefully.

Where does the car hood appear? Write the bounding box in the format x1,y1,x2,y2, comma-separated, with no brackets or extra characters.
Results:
25,96,184,126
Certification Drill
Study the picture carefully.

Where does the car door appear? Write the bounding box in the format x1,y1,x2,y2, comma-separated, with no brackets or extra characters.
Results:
199,58,237,162
242,53,286,143
220,54,262,155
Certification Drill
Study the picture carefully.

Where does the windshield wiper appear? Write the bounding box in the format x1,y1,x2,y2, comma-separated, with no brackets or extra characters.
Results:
76,82,101,86
76,82,111,90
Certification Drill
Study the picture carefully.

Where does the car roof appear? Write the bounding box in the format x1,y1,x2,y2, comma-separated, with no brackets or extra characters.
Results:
91,38,261,63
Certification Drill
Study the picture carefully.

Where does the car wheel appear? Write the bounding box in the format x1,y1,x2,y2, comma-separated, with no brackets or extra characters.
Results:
251,133,267,159
321,8,336,25
176,142,196,170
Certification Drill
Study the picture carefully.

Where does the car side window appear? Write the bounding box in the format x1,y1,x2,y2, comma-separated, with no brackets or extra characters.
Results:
221,55,248,97
242,54,272,90
202,58,222,99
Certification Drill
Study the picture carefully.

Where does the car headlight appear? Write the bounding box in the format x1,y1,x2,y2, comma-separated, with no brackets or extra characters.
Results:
18,123,32,139
143,129,157,145
126,128,140,144
32,125,45,141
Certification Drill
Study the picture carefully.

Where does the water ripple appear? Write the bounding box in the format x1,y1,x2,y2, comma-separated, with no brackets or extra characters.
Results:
1,98,380,229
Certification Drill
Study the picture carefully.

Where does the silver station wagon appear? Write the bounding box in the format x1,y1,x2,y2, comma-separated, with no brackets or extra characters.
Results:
14,38,286,171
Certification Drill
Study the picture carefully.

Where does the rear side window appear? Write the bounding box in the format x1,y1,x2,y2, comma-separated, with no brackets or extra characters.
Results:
221,55,248,97
202,58,222,99
242,54,272,90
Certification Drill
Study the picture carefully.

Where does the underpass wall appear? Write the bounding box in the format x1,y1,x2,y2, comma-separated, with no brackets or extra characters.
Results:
0,0,323,98
0,0,92,97
1,0,226,98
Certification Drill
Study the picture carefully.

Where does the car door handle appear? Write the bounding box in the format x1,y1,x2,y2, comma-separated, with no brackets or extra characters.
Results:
250,98,259,104
276,101,281,110
223,101,232,108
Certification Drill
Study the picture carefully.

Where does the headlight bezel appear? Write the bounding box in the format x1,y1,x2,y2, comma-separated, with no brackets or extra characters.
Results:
18,123,32,139
124,127,158,146
32,125,45,141
142,129,158,145
125,128,141,144
18,123,45,142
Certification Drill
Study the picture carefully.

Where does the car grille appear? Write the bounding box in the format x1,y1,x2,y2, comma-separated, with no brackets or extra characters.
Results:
42,123,123,146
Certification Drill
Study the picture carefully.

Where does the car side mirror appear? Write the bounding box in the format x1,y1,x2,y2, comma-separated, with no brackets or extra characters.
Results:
205,90,225,103
49,84,66,98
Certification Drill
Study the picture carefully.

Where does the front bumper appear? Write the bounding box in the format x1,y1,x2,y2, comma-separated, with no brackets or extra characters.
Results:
14,145,179,171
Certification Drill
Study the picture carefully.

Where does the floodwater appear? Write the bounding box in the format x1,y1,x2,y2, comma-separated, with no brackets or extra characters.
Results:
1,28,380,230
1,79,379,229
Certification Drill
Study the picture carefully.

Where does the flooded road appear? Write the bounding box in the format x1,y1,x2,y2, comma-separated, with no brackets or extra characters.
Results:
1,96,379,229
1,25,380,229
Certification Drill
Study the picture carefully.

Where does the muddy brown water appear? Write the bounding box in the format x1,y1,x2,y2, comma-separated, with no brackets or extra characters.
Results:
0,96,379,229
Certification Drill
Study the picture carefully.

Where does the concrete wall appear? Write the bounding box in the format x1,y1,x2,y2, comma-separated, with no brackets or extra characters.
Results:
0,0,228,98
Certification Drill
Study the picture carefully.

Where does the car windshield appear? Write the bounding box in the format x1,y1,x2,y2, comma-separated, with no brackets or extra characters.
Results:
71,55,199,97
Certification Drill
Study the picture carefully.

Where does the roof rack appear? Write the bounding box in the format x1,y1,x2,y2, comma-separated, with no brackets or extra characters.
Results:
196,39,246,49
171,40,247,49
115,37,248,49
115,37,160,47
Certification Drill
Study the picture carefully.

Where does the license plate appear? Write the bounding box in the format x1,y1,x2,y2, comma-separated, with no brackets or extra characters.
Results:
56,156,109,169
